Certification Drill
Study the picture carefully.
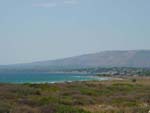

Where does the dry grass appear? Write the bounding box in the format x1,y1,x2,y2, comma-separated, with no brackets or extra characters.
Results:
0,77,150,113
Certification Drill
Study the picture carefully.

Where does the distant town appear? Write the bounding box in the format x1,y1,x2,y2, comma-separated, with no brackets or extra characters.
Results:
59,67,150,76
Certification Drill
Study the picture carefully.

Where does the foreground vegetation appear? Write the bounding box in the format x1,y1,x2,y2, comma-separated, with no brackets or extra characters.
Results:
0,77,150,113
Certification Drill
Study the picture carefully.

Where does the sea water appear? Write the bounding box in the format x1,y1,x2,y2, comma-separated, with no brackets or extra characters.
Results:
0,72,109,84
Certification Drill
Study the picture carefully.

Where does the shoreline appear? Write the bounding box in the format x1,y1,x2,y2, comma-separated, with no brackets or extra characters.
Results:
0,76,119,84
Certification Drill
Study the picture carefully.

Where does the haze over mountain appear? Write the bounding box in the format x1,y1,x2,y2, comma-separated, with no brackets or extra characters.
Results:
1,50,150,71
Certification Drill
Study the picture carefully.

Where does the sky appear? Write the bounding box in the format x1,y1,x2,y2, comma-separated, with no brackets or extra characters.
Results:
0,0,150,64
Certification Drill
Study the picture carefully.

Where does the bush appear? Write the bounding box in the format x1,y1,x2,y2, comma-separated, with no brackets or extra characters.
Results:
38,96,58,105
0,102,11,113
132,79,137,83
11,105,38,113
57,105,91,113
72,95,95,105
11,86,41,96
40,104,91,113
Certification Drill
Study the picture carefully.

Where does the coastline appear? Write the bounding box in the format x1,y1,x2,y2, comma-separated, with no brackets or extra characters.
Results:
0,76,122,84
0,71,123,84
14,76,115,84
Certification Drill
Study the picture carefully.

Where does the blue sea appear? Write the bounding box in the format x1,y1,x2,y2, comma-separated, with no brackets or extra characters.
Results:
0,72,109,84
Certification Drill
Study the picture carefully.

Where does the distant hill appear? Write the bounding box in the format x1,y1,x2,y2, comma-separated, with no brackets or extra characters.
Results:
1,50,150,71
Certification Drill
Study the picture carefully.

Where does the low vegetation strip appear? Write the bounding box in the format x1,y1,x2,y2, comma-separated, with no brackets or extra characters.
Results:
0,77,150,113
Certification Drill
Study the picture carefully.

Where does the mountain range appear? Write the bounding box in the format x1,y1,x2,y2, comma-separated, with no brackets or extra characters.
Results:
1,50,150,71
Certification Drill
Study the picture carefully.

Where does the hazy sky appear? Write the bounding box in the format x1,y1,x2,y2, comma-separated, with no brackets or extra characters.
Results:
0,0,150,64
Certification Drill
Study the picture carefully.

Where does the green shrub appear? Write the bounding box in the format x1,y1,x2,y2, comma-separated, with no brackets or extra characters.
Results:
60,96,73,105
79,88,98,96
38,96,58,105
11,105,38,113
72,95,95,105
132,78,137,83
56,105,91,113
110,83,135,92
11,86,41,96
0,102,11,113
